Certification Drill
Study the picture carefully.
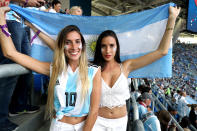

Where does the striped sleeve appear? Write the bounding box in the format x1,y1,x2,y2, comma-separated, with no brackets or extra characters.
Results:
88,64,100,79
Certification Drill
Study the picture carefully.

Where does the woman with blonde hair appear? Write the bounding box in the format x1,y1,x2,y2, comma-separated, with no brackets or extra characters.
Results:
0,6,101,131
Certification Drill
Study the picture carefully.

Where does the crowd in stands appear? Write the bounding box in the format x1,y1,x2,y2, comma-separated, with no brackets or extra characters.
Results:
131,80,197,131
130,43,197,130
172,43,197,97
153,43,197,99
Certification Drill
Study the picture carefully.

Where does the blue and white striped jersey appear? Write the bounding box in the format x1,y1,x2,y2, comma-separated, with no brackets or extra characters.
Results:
51,64,99,120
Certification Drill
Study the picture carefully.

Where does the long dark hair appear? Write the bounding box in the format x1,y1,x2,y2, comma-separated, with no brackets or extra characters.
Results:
93,30,121,69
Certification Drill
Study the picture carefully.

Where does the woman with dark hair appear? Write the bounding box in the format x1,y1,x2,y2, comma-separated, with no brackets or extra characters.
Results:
0,7,101,131
92,6,180,130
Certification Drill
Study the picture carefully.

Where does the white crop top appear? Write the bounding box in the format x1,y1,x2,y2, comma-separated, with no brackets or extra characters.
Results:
100,64,130,109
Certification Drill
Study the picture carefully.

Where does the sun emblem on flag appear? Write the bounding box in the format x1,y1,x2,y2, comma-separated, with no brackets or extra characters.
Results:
86,36,98,59
90,41,96,52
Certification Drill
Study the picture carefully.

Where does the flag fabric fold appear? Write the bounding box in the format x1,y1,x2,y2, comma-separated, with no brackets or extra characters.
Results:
10,3,174,78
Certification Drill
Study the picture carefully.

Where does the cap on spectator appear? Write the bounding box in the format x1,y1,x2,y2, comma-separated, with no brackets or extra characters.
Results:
140,92,152,100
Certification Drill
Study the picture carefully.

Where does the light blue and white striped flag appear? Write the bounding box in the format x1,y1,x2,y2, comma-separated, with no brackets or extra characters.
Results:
10,3,174,78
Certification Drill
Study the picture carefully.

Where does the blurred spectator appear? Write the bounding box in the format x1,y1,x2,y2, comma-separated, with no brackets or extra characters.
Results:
69,6,82,16
134,84,149,100
49,0,61,13
137,92,161,131
138,93,161,131
168,105,178,118
141,86,152,94
39,1,52,12
65,8,69,14
173,90,181,104
178,91,189,121
168,105,179,129
156,110,171,131
0,1,44,130
188,104,197,128
137,92,152,119
45,1,52,11
158,84,164,96
142,111,161,131
179,116,191,131
165,86,171,97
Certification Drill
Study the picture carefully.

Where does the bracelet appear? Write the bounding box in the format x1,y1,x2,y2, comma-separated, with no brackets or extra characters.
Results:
30,30,41,45
166,27,174,31
24,0,28,7
0,24,11,37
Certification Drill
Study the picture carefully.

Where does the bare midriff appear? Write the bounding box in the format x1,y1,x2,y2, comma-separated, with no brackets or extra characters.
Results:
98,105,127,119
54,115,87,125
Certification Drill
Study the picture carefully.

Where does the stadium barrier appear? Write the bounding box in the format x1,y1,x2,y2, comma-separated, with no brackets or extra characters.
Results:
152,93,184,131
0,64,30,78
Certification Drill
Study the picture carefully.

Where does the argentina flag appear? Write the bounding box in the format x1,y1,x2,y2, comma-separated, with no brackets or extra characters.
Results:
10,3,174,78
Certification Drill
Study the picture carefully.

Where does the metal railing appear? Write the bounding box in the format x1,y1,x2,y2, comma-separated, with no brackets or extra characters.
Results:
152,87,197,131
152,86,173,108
131,94,139,121
0,64,30,78
127,93,145,131
132,79,196,131
151,93,184,131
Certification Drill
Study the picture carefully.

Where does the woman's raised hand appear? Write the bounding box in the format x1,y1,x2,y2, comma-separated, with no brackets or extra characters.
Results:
0,7,10,25
24,20,34,29
169,6,181,19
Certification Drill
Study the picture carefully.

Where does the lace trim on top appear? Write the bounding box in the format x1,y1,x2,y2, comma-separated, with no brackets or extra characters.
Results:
99,103,126,109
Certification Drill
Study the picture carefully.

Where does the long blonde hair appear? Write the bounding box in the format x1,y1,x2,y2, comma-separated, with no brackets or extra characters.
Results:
45,25,89,120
